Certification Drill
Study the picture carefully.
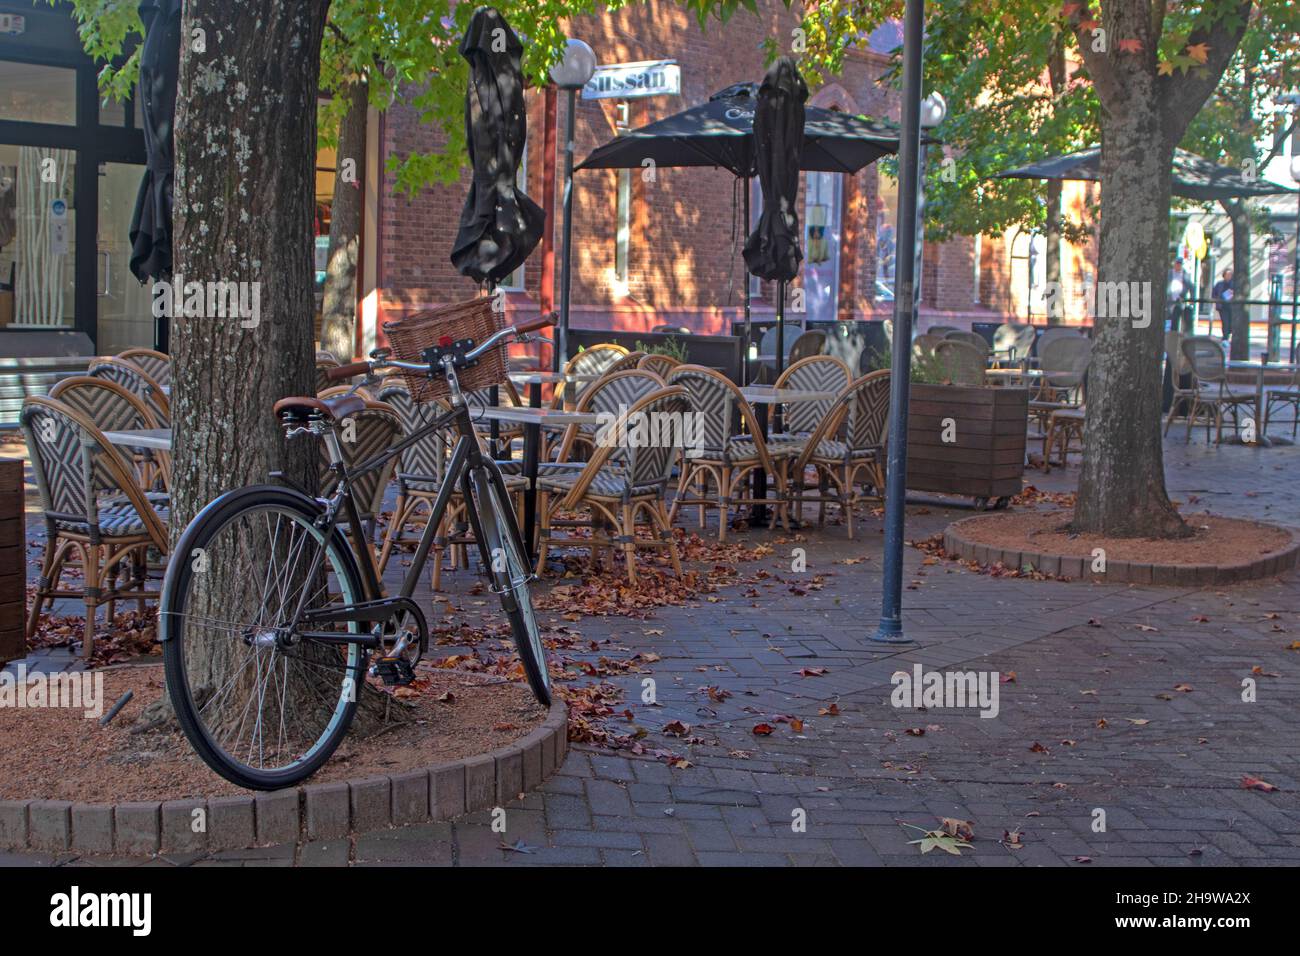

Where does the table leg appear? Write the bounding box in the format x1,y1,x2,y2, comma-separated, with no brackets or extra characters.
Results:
749,403,770,526
1258,365,1268,442
523,382,541,560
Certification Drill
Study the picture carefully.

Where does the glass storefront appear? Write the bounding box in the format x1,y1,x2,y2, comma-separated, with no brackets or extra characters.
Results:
1,0,147,353
0,143,75,329
96,161,151,353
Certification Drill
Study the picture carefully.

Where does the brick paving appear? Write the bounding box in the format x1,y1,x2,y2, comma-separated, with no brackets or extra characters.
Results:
3,434,1300,866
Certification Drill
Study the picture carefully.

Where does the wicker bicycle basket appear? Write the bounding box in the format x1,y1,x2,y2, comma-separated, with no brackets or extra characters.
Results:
382,296,505,403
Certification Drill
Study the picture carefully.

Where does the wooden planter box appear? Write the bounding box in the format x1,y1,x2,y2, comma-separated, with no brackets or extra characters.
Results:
906,384,1029,507
0,460,23,664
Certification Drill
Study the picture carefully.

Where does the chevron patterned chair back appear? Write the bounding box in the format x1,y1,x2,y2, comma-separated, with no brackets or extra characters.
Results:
317,399,402,531
773,355,849,437
553,343,629,408
638,353,681,378
665,365,793,540
88,356,170,427
557,369,666,462
116,347,172,389
842,369,893,457
50,375,170,492
377,383,452,493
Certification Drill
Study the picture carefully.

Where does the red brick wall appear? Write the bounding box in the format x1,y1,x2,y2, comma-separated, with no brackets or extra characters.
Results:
373,1,1039,338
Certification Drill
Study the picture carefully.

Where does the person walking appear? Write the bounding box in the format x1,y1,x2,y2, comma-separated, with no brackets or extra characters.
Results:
1211,267,1234,339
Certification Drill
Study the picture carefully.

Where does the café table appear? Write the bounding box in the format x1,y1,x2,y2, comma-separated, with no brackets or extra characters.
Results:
1226,357,1300,446
103,428,172,451
738,385,839,525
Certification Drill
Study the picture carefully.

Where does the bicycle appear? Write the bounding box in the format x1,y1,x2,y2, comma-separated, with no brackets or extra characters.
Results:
160,312,556,790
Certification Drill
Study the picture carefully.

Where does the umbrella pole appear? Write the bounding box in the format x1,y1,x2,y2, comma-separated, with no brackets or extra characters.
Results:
742,177,752,385
873,0,925,645
557,87,578,373
776,280,785,380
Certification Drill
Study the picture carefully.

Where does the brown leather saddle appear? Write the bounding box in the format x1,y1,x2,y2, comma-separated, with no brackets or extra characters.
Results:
273,393,367,424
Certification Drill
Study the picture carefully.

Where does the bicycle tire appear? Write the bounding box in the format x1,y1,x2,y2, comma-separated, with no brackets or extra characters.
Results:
161,485,369,790
466,462,551,706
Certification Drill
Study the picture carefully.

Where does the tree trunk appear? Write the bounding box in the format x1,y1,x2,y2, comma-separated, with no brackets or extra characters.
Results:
319,76,368,361
169,1,396,740
1071,104,1187,538
172,0,326,530
1222,198,1252,360
1044,41,1066,325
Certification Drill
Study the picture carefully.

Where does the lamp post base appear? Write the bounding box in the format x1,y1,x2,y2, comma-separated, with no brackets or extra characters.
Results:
871,621,915,645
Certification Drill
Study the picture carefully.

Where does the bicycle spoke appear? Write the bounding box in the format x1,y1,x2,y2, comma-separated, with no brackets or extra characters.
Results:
167,500,364,782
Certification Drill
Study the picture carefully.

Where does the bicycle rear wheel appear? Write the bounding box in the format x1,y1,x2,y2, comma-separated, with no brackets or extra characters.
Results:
161,486,369,790
468,464,551,706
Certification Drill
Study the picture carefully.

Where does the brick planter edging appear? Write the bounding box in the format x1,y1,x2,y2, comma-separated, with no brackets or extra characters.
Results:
942,515,1300,586
0,697,568,855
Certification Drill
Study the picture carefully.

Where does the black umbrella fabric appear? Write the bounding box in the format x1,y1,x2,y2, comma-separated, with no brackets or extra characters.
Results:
744,60,806,283
128,0,182,286
575,82,898,176
996,147,1296,201
449,7,544,284
744,58,806,382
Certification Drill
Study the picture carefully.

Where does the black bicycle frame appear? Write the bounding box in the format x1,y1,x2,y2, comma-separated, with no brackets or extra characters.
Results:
288,396,497,642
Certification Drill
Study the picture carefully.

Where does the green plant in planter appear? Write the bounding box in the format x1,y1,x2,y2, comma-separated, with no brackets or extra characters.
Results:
636,336,689,363
867,346,949,385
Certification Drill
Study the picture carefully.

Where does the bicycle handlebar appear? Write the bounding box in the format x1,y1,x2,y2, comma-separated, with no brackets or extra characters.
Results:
325,361,371,382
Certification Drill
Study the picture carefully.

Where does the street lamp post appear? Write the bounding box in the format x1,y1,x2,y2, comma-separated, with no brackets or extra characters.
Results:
913,92,947,309
549,38,598,372
873,0,928,645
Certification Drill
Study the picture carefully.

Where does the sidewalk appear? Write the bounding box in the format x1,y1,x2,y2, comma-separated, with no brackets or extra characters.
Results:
4,436,1299,866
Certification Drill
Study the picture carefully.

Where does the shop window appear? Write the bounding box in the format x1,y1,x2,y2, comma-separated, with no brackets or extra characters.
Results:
0,143,76,328
0,60,76,125
614,168,630,287
874,171,898,300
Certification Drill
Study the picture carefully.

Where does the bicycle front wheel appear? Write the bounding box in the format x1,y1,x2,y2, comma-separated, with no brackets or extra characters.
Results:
161,486,369,790
469,464,551,706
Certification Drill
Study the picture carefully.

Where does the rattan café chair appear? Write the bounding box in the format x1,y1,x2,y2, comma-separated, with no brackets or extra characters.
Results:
21,397,170,658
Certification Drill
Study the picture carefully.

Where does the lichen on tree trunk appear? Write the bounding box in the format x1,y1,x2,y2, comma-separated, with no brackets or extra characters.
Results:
169,0,392,736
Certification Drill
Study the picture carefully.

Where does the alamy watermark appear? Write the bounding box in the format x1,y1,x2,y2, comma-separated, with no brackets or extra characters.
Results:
891,664,1000,719
1042,280,1152,328
594,403,706,458
0,663,104,719
151,273,261,328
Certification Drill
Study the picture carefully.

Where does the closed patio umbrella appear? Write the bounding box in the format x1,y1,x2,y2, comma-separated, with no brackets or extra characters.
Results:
744,58,806,381
449,6,544,284
128,0,182,350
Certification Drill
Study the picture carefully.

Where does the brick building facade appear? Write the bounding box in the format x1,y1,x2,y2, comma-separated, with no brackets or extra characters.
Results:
361,1,1099,351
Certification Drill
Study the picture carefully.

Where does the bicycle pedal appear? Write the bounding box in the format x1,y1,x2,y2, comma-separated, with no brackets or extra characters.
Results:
370,657,416,686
